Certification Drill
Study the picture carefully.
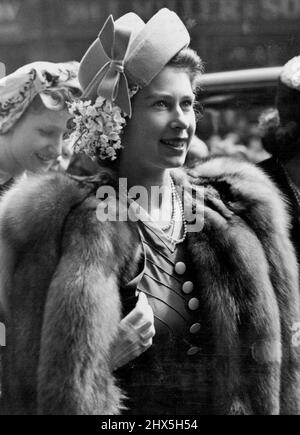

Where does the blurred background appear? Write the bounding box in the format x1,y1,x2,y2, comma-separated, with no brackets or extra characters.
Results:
1,0,300,163
1,0,300,73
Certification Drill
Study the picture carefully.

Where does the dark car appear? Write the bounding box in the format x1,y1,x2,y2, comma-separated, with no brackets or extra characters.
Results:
199,66,281,110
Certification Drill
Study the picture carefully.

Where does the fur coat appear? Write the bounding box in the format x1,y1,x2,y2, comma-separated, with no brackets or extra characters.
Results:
260,156,300,262
0,157,300,415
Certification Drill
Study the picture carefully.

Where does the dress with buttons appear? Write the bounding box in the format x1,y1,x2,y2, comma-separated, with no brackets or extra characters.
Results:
119,197,205,415
123,206,202,358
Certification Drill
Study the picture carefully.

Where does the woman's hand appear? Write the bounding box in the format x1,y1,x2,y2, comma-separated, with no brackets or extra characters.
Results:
110,292,155,371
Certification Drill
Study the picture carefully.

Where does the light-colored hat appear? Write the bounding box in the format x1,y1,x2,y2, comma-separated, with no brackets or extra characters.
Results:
0,61,81,134
280,55,300,91
79,8,190,117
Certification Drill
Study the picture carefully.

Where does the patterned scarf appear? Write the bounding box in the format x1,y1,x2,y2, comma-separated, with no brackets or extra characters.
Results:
0,61,81,134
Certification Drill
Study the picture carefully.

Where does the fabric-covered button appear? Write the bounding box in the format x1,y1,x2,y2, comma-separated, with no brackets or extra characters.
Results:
187,347,201,356
188,298,200,311
190,323,201,334
182,281,194,294
175,262,186,275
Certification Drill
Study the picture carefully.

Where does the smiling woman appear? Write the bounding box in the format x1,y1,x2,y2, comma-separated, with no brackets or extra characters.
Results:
6,104,72,174
119,65,197,182
0,61,81,192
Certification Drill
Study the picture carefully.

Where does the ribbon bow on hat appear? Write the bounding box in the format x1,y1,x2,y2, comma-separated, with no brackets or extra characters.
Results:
79,13,144,117
79,8,190,117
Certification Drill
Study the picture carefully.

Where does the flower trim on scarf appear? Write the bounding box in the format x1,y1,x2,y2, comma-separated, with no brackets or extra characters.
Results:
68,85,140,161
0,70,36,133
0,64,79,134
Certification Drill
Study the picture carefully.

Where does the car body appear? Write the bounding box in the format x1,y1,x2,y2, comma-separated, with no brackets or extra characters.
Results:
199,66,282,110
196,66,283,162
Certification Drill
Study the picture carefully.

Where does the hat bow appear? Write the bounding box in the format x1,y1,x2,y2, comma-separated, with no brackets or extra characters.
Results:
92,16,132,116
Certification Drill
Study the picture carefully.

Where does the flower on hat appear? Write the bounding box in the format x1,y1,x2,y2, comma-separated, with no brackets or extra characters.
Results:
281,56,300,91
67,84,140,161
68,96,126,161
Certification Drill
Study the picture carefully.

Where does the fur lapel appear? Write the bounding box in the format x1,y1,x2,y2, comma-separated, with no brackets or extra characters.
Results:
187,158,300,414
172,160,300,414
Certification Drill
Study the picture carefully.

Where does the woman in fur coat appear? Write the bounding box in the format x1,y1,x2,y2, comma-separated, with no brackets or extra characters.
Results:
0,9,300,415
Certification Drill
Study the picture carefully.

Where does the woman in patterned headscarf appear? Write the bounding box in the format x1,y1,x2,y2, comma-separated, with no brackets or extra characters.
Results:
0,61,81,192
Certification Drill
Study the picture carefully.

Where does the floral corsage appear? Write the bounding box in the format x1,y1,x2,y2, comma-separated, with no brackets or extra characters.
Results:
68,97,126,161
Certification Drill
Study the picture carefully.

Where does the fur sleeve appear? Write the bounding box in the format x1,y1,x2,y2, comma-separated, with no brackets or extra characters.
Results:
0,173,133,414
37,196,132,415
0,173,95,414
190,157,300,414
0,173,92,316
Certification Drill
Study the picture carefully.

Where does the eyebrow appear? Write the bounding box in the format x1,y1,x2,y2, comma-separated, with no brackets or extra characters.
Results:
145,93,195,100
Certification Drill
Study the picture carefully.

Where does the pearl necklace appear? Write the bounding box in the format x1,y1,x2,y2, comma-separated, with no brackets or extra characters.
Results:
163,177,188,246
160,179,176,231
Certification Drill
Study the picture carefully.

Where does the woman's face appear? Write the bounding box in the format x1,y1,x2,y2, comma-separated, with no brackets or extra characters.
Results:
7,106,71,174
122,66,196,170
